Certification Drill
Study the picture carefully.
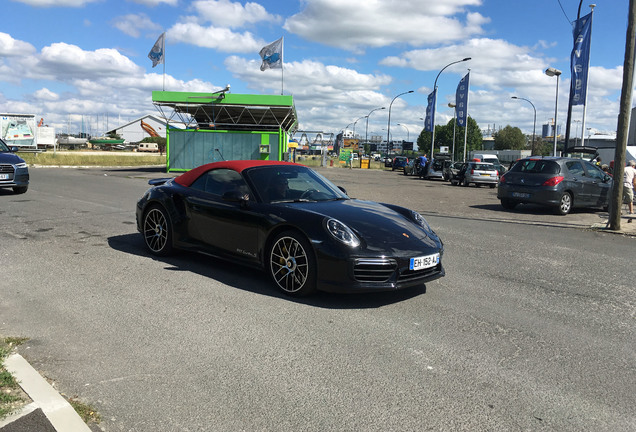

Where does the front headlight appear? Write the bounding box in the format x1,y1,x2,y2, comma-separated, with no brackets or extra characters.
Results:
325,218,360,247
410,210,432,232
15,162,27,169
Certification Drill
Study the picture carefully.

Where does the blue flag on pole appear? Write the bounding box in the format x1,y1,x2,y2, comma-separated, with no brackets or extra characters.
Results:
148,32,165,68
424,90,436,132
455,73,470,127
259,37,283,71
569,12,592,106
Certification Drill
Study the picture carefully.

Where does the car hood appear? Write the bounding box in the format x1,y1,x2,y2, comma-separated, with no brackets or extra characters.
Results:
280,199,441,253
0,152,25,165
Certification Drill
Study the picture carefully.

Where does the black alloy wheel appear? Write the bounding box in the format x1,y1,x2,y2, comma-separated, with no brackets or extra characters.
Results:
143,205,173,256
269,231,316,296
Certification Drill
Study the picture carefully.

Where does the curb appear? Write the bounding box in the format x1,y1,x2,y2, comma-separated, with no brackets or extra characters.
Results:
0,354,91,432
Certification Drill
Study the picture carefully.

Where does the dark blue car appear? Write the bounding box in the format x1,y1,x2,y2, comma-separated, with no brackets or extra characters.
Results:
0,138,29,194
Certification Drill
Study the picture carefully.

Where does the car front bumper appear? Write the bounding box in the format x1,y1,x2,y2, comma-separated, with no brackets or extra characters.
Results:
0,165,29,188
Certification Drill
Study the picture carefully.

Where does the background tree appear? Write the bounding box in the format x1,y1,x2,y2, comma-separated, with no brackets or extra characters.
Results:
493,125,527,150
417,116,482,160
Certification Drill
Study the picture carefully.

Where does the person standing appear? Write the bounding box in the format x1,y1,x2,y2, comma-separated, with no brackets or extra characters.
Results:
623,160,636,214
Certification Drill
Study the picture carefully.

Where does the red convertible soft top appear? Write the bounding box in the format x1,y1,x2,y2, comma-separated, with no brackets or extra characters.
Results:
174,160,302,187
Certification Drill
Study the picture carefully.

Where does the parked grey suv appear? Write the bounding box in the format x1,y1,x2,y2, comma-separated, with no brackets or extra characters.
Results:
497,157,611,215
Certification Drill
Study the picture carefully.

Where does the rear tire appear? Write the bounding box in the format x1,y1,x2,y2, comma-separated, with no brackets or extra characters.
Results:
463,178,469,187
489,184,496,189
556,192,572,215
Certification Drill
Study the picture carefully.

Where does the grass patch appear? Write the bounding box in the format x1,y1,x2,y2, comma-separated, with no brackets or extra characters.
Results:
20,151,165,167
69,398,102,424
0,336,29,419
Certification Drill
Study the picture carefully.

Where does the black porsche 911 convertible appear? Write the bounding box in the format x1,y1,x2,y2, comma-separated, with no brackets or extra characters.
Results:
136,160,445,296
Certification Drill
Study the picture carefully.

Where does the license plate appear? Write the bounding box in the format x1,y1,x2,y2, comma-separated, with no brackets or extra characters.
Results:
409,253,440,271
480,173,491,176
512,192,530,198
0,174,9,180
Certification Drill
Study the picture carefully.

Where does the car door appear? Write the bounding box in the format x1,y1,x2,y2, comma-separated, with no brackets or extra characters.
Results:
184,168,261,263
582,161,611,207
564,161,588,204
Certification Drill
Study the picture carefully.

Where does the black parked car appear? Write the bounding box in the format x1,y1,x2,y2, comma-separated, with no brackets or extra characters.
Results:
137,160,445,296
497,157,612,215
0,138,29,194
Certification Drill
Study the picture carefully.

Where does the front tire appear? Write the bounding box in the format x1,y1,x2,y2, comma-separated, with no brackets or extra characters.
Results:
556,192,572,215
269,231,316,296
13,186,28,194
142,205,173,256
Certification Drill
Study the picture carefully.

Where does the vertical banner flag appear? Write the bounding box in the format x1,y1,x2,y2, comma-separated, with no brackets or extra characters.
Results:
424,90,436,132
570,12,592,106
259,37,283,71
148,32,165,68
455,73,470,127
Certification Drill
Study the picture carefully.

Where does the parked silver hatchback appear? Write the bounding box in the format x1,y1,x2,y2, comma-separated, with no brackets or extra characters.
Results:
455,161,499,188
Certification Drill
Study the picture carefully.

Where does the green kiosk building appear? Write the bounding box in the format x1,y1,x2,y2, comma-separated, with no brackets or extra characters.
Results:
152,91,298,172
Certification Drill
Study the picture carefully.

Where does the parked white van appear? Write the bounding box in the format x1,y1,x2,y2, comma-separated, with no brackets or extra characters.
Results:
472,153,499,164
137,142,159,152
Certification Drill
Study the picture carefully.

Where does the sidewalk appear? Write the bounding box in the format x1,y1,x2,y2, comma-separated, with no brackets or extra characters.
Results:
591,213,636,236
0,354,92,432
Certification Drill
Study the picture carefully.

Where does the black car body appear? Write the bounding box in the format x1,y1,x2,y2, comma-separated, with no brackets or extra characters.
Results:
0,139,29,194
497,157,612,215
136,160,445,296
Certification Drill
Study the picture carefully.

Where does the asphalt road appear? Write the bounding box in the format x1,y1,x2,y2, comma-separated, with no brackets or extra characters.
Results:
1,166,635,431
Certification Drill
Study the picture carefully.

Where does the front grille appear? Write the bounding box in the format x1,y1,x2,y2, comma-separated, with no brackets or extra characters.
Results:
354,258,397,282
398,263,442,283
0,164,15,174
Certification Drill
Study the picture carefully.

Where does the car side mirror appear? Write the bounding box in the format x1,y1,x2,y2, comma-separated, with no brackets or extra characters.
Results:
603,175,612,183
9,146,19,152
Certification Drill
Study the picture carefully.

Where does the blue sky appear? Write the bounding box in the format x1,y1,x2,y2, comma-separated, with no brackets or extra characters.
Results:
0,0,629,143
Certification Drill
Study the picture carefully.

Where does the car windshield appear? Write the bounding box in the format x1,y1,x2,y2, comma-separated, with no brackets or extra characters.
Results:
0,139,9,152
473,163,494,171
245,165,349,203
510,159,561,174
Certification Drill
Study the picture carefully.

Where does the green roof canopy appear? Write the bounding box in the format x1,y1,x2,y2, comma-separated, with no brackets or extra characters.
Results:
152,91,298,133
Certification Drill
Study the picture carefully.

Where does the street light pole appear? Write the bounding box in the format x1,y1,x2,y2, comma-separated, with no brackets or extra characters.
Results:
430,57,471,159
397,123,410,142
365,107,385,152
545,67,562,156
387,90,414,155
511,96,537,155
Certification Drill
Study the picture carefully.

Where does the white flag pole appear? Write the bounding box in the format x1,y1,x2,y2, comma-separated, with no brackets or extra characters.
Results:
281,37,284,95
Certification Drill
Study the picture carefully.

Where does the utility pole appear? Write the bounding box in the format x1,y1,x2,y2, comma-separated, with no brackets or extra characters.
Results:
609,0,636,230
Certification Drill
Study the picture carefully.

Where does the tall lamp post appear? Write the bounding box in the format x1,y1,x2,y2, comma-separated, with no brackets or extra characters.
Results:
430,57,471,159
545,67,562,156
397,123,410,141
365,107,385,152
387,90,414,155
511,96,537,155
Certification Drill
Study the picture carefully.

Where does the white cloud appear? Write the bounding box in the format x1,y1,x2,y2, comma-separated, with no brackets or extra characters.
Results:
0,32,36,56
38,42,144,79
168,22,264,52
113,13,162,38
192,0,282,28
284,0,487,51
32,88,60,101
